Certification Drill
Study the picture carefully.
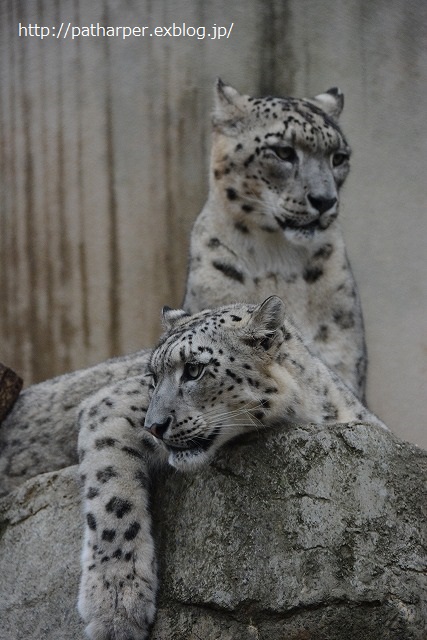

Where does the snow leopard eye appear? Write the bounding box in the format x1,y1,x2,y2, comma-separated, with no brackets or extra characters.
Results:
146,372,158,389
183,362,205,381
331,151,349,167
270,145,297,163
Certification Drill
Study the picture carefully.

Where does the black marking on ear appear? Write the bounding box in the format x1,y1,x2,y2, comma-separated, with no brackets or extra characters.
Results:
162,306,190,330
249,296,285,336
212,261,245,283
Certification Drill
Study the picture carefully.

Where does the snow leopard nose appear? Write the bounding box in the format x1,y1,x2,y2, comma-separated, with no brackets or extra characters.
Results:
307,194,337,214
147,415,174,440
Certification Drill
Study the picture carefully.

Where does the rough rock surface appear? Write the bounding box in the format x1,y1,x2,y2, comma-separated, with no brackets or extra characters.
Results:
1,422,426,640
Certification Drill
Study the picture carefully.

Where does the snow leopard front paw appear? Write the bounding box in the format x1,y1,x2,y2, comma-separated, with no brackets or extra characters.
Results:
78,554,157,640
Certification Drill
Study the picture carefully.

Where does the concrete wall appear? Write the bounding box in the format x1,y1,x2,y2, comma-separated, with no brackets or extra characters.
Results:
1,0,426,447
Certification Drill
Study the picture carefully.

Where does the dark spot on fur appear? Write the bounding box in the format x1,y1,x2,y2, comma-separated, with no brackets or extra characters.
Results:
314,244,334,260
226,187,238,200
95,437,117,449
241,204,254,213
124,522,141,541
135,470,150,490
235,221,249,234
106,497,133,519
323,402,339,420
86,513,97,531
333,309,355,329
212,261,245,284
282,329,293,341
122,446,144,460
96,466,118,484
102,529,116,542
315,324,329,342
207,237,220,248
303,266,324,283
86,487,99,499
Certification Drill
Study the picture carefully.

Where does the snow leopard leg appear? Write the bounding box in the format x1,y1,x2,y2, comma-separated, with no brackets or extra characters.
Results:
77,375,166,640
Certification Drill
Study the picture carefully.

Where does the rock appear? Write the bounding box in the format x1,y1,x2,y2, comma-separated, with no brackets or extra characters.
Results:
0,423,426,639
0,466,84,639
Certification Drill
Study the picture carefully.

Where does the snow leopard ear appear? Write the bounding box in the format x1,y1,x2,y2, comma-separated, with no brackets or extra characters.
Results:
309,87,344,119
212,78,247,133
161,306,190,331
245,296,286,350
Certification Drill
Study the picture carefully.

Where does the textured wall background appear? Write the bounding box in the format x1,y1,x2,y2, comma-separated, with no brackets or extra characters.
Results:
1,0,426,447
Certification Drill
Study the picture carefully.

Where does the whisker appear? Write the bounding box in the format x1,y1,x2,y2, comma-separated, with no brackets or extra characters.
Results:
201,400,264,421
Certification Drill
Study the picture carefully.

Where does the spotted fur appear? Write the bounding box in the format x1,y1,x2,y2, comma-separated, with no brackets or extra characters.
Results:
1,81,365,496
77,296,385,639
184,80,367,400
0,83,370,639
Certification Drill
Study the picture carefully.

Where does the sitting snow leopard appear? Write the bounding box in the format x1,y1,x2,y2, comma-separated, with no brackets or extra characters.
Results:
184,79,366,400
0,80,365,497
78,296,386,640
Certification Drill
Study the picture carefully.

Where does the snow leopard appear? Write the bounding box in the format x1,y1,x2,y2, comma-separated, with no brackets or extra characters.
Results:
184,79,366,400
77,296,386,640
0,81,366,497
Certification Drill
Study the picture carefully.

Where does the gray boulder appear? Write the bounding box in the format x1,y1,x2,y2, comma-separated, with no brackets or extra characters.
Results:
1,422,426,639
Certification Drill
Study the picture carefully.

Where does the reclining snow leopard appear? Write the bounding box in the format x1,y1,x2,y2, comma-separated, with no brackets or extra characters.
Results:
1,81,365,497
78,296,386,639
